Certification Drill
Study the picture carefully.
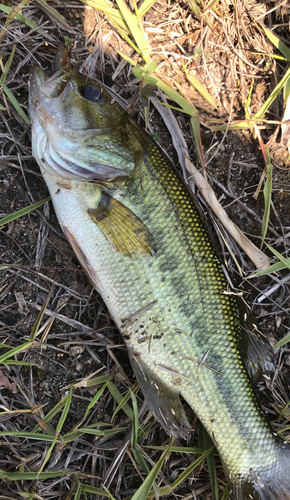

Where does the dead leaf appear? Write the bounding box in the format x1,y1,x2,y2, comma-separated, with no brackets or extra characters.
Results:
0,370,17,394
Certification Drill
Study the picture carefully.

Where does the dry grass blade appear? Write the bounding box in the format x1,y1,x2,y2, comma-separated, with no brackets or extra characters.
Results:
0,0,30,45
0,4,54,41
34,0,74,31
184,156,270,270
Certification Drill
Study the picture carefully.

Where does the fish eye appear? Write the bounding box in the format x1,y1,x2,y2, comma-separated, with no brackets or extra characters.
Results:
81,85,103,102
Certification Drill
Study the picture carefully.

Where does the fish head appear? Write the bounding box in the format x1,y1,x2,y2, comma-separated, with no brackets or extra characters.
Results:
29,64,145,183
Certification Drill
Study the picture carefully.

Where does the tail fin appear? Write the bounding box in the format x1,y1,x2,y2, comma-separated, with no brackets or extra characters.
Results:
227,445,290,499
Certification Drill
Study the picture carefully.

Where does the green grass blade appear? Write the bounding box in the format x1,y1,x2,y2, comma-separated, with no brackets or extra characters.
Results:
29,286,54,341
253,65,290,120
253,260,289,277
171,445,215,488
84,381,108,418
112,380,139,420
190,116,205,169
188,0,202,16
200,426,218,500
103,486,117,500
114,0,150,62
56,388,73,435
81,485,111,496
261,159,273,245
0,469,72,480
183,61,216,109
262,26,290,62
73,484,82,500
145,445,205,453
274,331,290,350
0,196,51,227
107,381,134,420
32,392,73,433
79,0,132,32
0,44,16,86
186,72,216,108
0,4,54,40
62,426,127,442
0,341,32,364
220,486,230,500
3,85,30,125
131,444,172,500
0,360,36,366
38,388,73,474
265,243,290,271
86,374,111,387
138,0,158,17
0,431,54,441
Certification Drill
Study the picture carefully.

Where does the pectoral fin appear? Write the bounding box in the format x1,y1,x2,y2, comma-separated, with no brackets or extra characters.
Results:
129,349,191,438
88,193,156,258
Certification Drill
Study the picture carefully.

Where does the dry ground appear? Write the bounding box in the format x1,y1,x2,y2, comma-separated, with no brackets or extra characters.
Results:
1,0,290,499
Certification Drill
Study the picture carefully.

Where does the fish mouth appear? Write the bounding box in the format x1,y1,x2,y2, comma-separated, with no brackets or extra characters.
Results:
29,64,131,183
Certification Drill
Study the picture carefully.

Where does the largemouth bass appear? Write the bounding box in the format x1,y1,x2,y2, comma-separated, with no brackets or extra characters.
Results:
29,64,290,500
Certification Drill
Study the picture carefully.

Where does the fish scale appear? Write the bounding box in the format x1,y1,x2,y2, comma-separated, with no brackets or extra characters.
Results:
29,63,290,499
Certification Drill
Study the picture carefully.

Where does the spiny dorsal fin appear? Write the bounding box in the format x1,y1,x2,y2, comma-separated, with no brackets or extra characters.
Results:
88,192,156,258
129,348,191,438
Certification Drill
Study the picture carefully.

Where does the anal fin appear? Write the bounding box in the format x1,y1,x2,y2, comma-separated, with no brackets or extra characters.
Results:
88,192,156,258
129,348,191,438
237,298,274,386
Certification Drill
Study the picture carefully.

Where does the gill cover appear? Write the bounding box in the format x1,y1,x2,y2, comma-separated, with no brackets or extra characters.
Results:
29,64,145,183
